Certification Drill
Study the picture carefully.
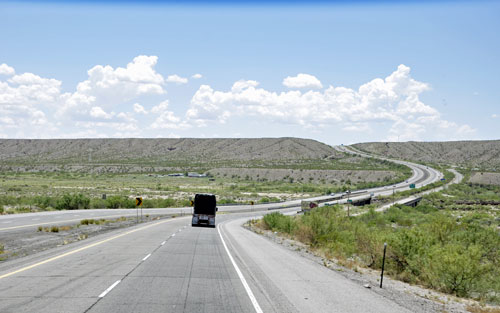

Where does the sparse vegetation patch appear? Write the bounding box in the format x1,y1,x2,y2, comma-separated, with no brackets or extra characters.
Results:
254,182,500,304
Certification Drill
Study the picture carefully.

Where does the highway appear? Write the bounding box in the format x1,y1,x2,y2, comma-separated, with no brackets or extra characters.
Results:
0,211,416,313
0,147,443,312
0,146,441,233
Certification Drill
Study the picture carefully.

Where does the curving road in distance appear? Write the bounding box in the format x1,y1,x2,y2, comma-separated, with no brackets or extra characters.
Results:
0,146,445,312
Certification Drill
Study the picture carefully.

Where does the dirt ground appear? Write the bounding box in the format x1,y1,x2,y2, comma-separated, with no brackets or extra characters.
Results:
208,167,397,184
469,172,500,186
0,215,174,262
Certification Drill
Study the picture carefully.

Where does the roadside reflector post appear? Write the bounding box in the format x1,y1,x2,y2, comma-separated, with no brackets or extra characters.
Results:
380,242,387,288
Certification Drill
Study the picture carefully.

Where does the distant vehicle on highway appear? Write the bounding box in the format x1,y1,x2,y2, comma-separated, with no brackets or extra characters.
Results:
192,194,218,228
300,200,318,214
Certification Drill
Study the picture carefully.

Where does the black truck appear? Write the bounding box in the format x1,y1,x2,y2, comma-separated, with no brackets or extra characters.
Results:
191,194,217,228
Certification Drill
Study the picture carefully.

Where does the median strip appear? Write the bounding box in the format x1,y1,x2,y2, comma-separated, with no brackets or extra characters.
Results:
0,214,140,232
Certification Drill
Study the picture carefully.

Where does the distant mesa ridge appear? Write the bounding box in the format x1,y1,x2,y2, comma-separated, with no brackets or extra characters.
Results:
354,140,500,168
0,137,340,163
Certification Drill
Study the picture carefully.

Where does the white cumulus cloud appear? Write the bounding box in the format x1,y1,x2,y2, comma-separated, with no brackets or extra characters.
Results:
283,73,323,89
0,59,478,141
192,73,202,79
166,74,188,84
150,100,189,130
0,64,58,137
0,56,169,137
90,106,113,119
187,64,474,141
58,55,166,120
133,103,148,114
0,63,15,76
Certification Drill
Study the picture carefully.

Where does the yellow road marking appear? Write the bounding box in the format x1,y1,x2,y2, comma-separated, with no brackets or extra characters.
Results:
0,213,150,231
0,217,184,280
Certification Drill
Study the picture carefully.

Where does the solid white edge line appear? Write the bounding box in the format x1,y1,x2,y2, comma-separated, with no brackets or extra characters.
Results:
99,280,121,298
142,253,151,261
217,224,263,313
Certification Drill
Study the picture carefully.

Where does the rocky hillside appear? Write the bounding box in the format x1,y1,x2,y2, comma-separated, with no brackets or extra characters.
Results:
353,140,500,170
0,137,341,165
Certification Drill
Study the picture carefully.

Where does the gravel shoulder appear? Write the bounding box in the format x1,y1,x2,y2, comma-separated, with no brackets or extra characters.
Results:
0,214,174,262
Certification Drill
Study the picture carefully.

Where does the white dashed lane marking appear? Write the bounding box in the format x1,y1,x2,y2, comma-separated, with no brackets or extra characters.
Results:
99,280,121,298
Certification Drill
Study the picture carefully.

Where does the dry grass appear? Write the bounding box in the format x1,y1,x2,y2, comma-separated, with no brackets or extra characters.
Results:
467,305,500,313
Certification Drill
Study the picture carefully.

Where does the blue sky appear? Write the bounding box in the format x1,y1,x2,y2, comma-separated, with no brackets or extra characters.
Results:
0,0,499,145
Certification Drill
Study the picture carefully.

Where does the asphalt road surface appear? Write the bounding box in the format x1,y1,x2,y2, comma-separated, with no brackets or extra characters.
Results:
0,210,416,313
0,147,443,312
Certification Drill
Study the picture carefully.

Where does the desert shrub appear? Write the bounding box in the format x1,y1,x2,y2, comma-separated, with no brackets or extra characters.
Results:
161,198,178,207
218,198,233,205
387,227,434,279
80,219,97,225
50,226,59,232
424,244,487,297
33,195,57,209
256,199,500,301
90,198,107,209
105,196,135,209
262,212,296,234
55,193,90,210
259,197,270,203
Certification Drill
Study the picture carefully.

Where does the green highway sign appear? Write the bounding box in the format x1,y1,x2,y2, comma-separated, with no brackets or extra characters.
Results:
409,184,416,189
347,199,353,203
